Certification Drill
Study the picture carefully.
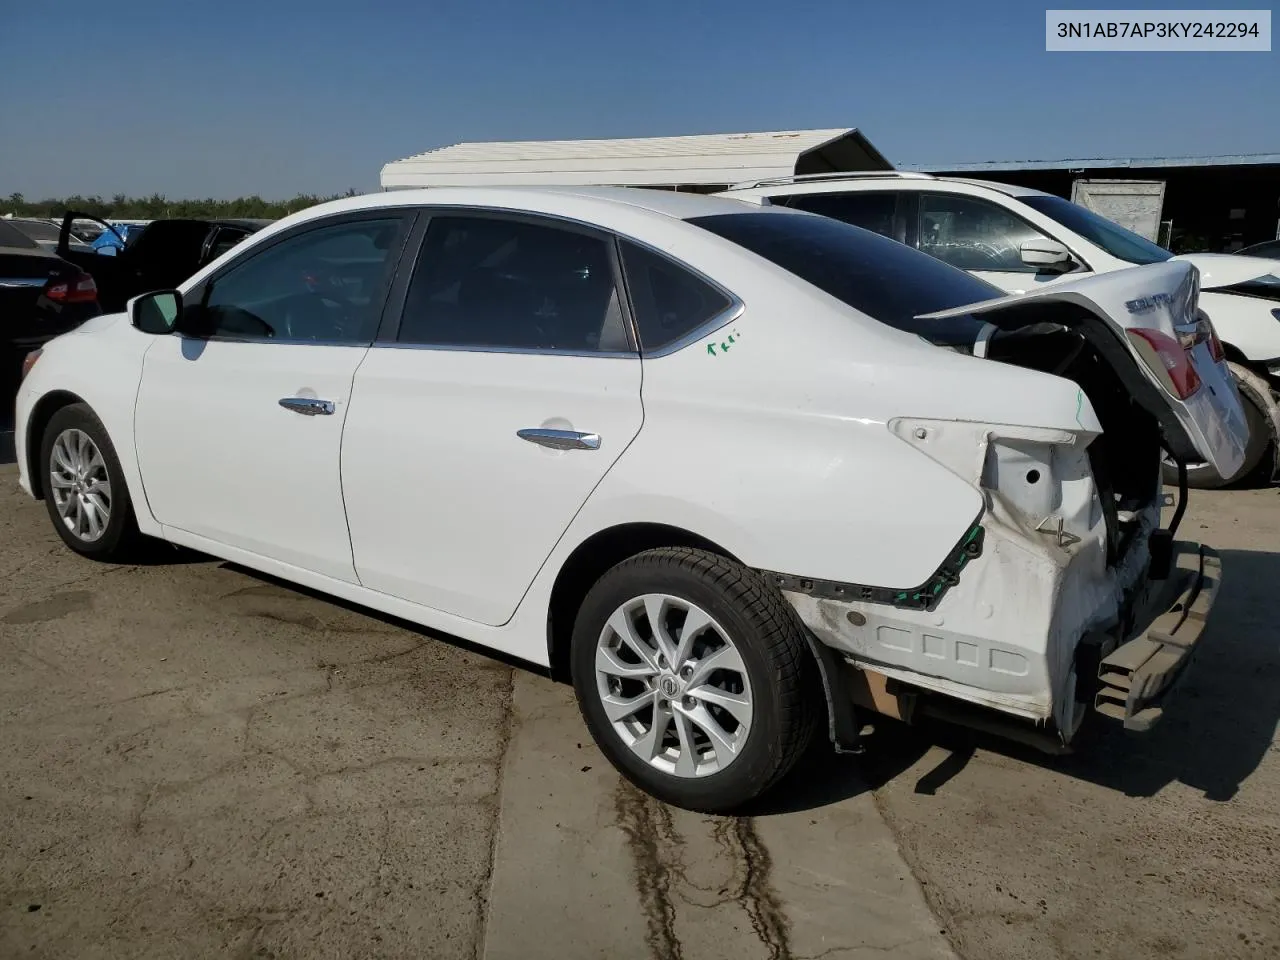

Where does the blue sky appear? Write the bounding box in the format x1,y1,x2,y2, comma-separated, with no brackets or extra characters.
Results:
3,0,1275,199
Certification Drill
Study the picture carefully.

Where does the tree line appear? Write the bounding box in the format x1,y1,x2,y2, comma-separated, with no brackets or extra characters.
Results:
4,190,361,221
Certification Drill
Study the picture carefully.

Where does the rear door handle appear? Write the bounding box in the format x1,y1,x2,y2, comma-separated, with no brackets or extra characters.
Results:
279,397,336,416
517,428,601,451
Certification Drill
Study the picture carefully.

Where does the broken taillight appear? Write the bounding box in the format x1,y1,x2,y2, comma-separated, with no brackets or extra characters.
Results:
1175,313,1225,363
43,272,98,304
1127,328,1202,400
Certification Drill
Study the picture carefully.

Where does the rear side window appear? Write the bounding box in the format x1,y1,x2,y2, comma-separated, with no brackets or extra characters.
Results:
398,216,630,354
0,220,40,249
773,192,898,240
689,211,998,349
619,241,732,353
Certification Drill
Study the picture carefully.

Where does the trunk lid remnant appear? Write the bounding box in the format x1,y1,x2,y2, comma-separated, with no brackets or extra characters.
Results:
919,260,1250,480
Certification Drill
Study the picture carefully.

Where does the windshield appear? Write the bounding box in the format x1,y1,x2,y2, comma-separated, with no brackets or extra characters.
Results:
1021,195,1171,265
688,211,999,349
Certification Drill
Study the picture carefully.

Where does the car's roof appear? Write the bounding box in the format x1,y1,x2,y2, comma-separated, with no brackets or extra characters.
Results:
286,185,768,225
719,174,1054,201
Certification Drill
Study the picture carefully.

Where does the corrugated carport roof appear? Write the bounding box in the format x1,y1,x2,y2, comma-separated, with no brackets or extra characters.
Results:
901,152,1280,173
380,128,891,189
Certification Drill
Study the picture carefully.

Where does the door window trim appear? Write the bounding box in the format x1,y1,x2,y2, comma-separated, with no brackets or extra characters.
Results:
180,209,418,347
374,206,642,359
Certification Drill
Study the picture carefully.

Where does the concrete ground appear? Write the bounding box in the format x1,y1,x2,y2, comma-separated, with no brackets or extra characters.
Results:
862,484,1280,960
0,463,951,960
0,455,1275,960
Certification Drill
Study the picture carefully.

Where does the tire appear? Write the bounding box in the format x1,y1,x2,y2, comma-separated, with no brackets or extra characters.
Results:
40,403,144,561
1162,362,1277,490
571,547,818,813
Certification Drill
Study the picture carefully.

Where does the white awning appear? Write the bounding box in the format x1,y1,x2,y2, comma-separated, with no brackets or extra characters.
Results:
380,128,891,190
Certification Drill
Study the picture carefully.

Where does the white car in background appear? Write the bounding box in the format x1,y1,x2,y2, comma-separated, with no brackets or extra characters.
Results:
13,187,1247,811
720,173,1280,489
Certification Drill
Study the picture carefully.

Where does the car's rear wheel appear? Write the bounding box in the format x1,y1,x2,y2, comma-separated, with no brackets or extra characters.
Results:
571,547,817,813
40,404,144,560
1161,362,1276,489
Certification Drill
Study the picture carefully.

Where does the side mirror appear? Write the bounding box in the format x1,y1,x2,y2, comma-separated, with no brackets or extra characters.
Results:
129,289,182,335
1020,238,1075,272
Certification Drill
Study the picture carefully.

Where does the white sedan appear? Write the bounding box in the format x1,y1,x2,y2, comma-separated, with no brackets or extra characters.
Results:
13,187,1247,811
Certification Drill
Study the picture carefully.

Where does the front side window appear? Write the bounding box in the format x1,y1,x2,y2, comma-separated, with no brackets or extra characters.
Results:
397,216,629,353
620,241,732,353
1020,194,1172,265
774,191,898,240
201,217,404,342
916,193,1054,273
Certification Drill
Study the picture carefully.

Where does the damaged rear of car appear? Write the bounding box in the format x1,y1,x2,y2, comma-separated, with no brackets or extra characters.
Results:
694,211,1247,750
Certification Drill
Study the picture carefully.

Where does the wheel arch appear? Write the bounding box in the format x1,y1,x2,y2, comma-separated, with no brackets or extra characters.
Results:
24,390,89,500
546,522,741,683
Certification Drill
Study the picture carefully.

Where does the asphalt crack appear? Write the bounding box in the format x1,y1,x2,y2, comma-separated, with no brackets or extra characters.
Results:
729,817,792,960
473,666,516,960
614,780,683,960
613,779,795,960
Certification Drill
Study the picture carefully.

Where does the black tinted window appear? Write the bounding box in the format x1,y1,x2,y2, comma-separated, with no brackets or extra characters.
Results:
775,192,897,239
202,217,403,342
11,220,60,243
620,241,732,353
398,216,629,353
0,220,40,249
689,211,998,348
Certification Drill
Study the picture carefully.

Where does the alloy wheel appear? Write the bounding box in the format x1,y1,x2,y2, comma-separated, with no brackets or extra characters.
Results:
49,428,112,543
594,593,753,778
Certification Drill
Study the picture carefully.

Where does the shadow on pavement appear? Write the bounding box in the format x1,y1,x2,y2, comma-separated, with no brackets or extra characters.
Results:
29,498,1268,815
852,547,1280,804
1,362,16,466
226,544,1278,812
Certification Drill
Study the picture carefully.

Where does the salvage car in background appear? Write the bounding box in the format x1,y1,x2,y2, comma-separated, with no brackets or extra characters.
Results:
720,173,1280,489
14,188,1247,811
55,213,271,311
0,219,100,379
5,217,95,255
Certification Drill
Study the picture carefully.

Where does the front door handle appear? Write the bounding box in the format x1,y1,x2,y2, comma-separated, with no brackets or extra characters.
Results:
279,397,336,416
517,428,601,451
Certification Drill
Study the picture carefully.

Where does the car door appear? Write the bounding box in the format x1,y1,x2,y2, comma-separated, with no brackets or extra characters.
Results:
341,211,643,626
910,192,1084,294
133,212,412,581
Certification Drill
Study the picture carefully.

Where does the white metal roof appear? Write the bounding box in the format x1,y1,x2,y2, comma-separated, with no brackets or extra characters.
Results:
380,129,891,189
901,152,1280,173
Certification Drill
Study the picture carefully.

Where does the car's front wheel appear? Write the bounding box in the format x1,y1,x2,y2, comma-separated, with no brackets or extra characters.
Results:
571,547,817,813
40,403,144,560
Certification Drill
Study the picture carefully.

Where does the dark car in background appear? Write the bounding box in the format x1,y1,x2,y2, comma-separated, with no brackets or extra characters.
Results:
0,219,101,382
4,217,96,255
56,213,271,312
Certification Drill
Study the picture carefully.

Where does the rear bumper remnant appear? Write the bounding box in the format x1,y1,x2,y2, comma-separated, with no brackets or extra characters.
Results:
1094,541,1220,732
